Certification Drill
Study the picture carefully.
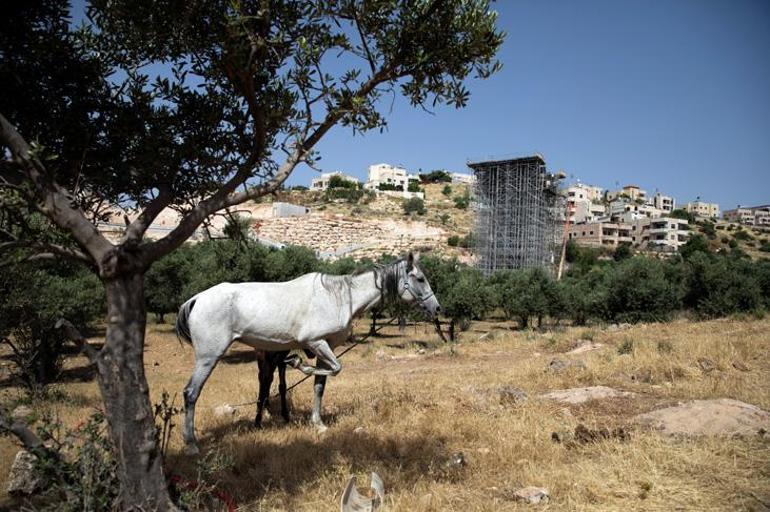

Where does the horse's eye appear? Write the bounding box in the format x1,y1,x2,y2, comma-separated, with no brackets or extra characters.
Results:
417,277,425,283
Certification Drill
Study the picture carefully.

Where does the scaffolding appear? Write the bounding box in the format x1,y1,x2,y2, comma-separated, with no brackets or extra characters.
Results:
469,155,563,274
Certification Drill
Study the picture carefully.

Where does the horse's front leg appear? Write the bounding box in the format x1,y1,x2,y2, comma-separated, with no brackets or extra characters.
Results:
288,339,342,377
311,362,329,431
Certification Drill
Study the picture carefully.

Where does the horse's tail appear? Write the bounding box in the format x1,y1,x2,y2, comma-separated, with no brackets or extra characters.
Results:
175,298,197,346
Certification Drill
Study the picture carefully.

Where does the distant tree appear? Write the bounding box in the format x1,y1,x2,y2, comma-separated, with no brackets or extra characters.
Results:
403,197,427,215
447,235,460,247
670,209,696,223
328,175,358,190
613,242,632,261
453,192,470,210
377,182,402,191
442,184,453,196
407,180,423,193
222,213,252,242
680,234,711,260
145,249,191,323
683,252,762,317
700,221,716,239
419,170,452,183
265,245,320,282
496,268,555,328
440,267,492,340
604,258,681,323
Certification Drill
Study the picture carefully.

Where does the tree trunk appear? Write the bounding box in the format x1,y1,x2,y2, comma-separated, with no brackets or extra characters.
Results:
96,274,177,511
449,319,456,342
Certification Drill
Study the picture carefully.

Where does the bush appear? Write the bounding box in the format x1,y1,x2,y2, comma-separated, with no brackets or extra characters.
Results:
402,197,426,215
0,262,104,394
447,235,460,247
613,242,632,261
442,185,452,196
327,175,358,190
670,209,696,223
700,222,716,239
728,239,738,249
324,187,366,203
680,234,710,260
453,192,469,210
733,229,753,241
760,241,770,253
603,258,681,323
683,252,762,317
407,181,423,193
439,267,494,340
496,267,556,328
419,170,452,183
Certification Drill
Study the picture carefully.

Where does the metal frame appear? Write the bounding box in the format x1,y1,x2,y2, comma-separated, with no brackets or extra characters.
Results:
469,155,563,274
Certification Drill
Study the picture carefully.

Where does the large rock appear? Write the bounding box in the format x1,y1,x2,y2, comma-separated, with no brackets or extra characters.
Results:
539,386,635,405
633,399,770,437
548,358,587,374
7,450,41,496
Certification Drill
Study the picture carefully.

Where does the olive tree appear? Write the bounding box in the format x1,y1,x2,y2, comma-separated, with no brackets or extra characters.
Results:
0,1,502,507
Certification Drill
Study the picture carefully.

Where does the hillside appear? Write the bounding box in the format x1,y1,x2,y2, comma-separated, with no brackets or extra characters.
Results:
251,183,476,261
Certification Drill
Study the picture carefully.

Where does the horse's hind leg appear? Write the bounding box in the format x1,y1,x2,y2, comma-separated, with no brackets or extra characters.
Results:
311,364,329,431
183,347,226,454
294,339,341,377
277,358,290,423
254,356,273,429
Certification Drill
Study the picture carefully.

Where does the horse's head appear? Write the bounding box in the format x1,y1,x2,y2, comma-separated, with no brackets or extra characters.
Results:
398,252,442,320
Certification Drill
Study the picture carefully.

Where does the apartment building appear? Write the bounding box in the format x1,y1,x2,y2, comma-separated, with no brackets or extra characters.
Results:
450,172,475,185
364,163,424,199
684,200,720,219
566,183,606,223
723,205,770,226
310,171,360,191
606,184,647,202
632,217,690,250
651,192,675,213
608,198,662,222
568,222,632,247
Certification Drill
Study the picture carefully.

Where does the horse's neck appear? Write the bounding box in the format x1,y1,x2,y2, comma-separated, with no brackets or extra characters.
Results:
348,270,385,317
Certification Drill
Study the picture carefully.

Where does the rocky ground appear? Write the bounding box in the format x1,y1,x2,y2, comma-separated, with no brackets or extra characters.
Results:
1,315,769,510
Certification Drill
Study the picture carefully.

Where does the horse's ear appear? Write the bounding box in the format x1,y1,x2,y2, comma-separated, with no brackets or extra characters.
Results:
406,251,414,271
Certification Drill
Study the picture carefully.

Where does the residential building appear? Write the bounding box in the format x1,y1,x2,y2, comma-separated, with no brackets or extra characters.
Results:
450,172,475,185
684,200,720,219
365,163,419,191
651,192,676,213
272,202,310,218
724,205,770,226
632,217,690,250
364,163,424,199
566,183,606,223
310,171,359,191
568,221,632,248
608,198,662,222
606,184,647,202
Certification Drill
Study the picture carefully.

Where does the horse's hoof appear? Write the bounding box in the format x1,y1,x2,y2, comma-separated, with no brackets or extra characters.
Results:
313,423,328,434
253,422,263,430
185,443,200,456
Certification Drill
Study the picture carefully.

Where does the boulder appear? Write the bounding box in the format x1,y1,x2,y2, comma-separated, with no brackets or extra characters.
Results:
7,450,41,496
496,385,528,405
548,358,587,374
539,386,635,405
512,486,549,504
633,399,770,437
566,341,604,355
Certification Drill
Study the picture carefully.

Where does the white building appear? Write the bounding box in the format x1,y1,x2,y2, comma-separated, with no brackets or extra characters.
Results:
364,163,424,199
608,198,662,222
566,183,606,223
450,172,475,185
310,171,360,191
632,217,690,250
651,192,676,213
606,184,647,202
723,205,770,226
684,200,720,219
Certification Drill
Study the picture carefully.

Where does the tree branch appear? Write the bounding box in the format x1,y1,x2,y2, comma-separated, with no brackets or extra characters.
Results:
0,113,113,264
124,186,173,242
56,319,99,363
0,239,94,266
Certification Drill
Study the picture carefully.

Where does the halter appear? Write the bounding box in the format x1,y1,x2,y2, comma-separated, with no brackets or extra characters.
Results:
396,262,435,305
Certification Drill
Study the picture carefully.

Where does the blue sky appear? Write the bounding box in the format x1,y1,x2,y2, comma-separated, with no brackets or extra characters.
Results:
288,0,770,209
71,0,770,209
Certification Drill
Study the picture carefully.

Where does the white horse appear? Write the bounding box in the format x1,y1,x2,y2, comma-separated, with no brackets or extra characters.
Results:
175,252,441,453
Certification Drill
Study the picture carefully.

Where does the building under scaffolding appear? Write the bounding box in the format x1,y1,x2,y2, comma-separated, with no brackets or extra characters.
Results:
469,155,563,274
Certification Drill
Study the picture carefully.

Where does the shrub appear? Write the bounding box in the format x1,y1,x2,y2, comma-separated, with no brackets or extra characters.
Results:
402,197,426,215
700,222,716,239
325,187,366,203
407,181,423,193
603,258,681,323
728,239,738,249
683,252,762,317
680,234,710,260
733,229,753,241
613,242,632,261
670,209,696,223
419,170,452,183
447,235,460,247
440,213,450,225
617,338,634,355
453,192,469,210
0,262,104,394
442,185,452,196
327,175,358,190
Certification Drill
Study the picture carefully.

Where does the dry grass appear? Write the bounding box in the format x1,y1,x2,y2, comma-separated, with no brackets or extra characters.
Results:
2,316,769,511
